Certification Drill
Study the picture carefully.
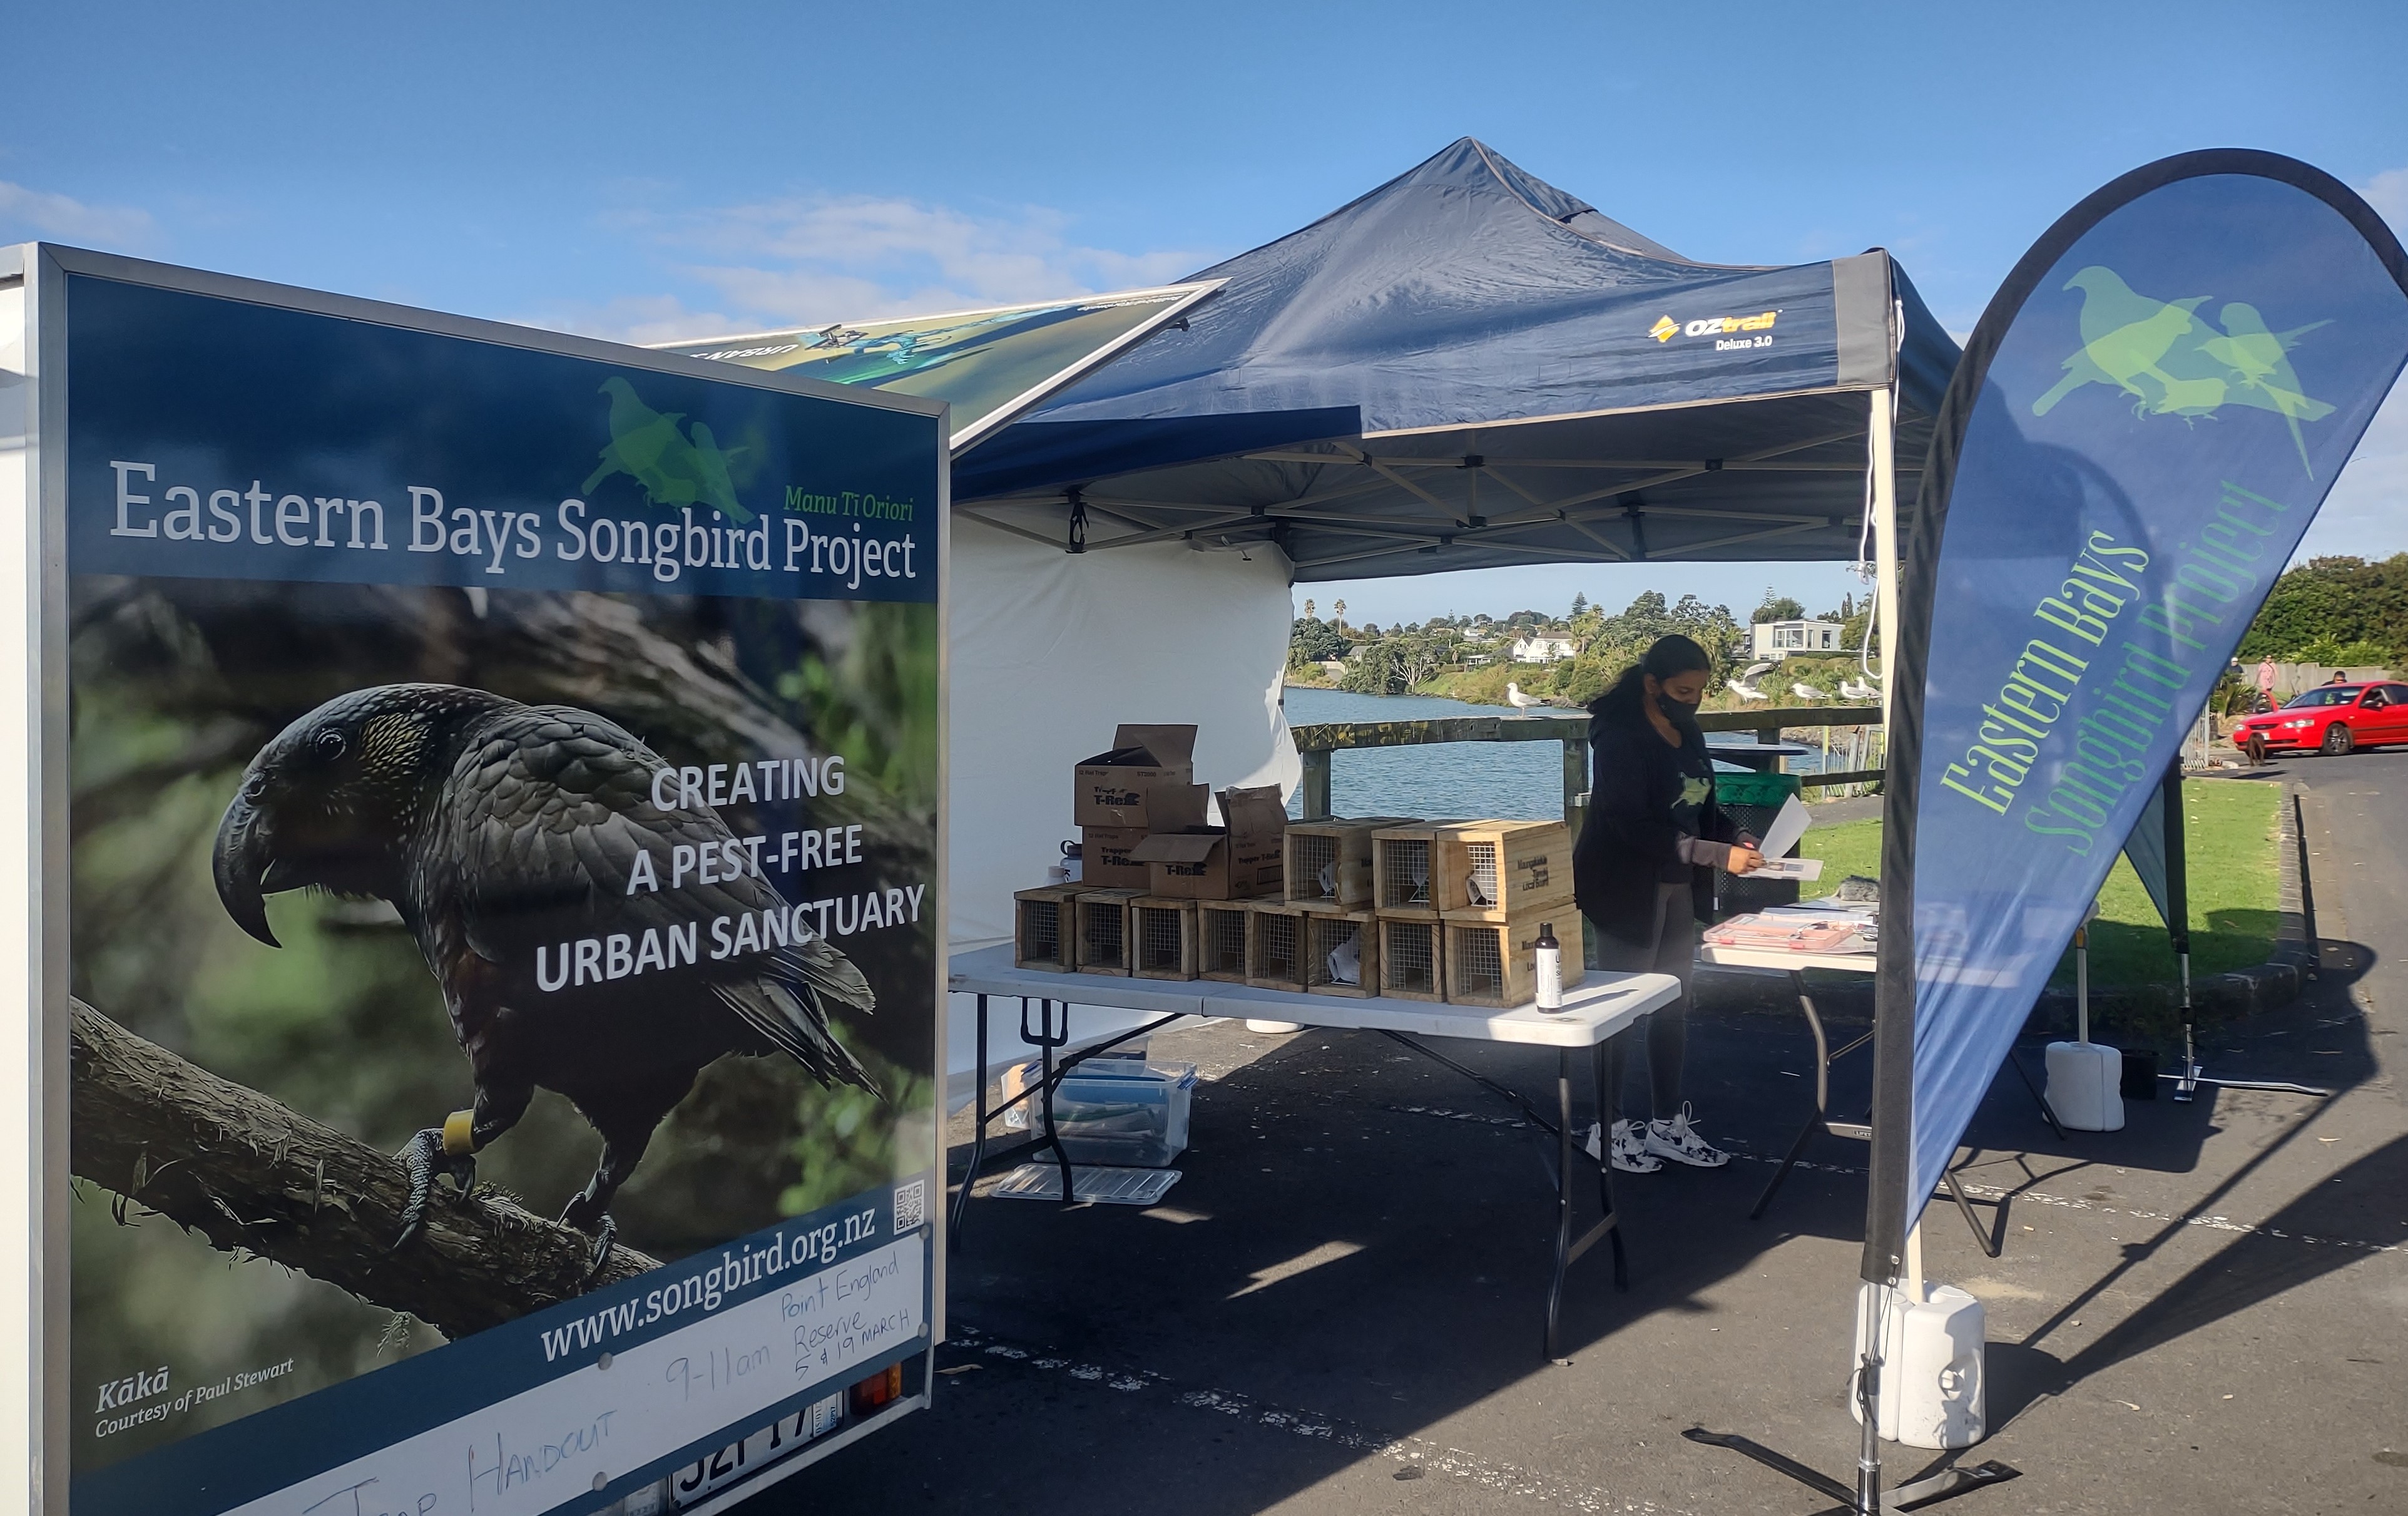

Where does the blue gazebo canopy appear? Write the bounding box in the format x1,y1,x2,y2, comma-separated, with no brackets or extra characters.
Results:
953,138,1961,581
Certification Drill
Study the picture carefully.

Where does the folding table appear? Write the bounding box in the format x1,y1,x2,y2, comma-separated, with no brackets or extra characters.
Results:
1696,941,2003,1255
946,943,1681,1361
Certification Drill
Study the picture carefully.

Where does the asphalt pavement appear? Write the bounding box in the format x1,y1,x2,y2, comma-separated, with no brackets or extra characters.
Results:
748,752,2408,1515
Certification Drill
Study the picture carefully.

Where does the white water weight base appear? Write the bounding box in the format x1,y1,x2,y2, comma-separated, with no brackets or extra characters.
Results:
1850,1281,1987,1450
2044,1040,2126,1132
225,1237,926,1516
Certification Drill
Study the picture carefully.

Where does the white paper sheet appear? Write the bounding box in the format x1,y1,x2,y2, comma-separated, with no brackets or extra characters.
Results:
1757,794,1812,859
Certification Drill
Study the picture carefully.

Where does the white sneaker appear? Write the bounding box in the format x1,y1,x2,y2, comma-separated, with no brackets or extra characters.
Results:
1645,1105,1730,1168
1604,1119,1662,1174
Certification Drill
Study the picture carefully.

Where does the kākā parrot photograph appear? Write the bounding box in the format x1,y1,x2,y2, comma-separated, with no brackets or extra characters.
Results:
68,576,938,1471
210,680,884,1275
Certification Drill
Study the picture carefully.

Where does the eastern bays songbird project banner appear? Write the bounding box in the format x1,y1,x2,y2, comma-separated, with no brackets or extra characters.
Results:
64,271,944,1515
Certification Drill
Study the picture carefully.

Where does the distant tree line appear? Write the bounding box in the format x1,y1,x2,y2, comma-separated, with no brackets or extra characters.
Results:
2234,553,2408,668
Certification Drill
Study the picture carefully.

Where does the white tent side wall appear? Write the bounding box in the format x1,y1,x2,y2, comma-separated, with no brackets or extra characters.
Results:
945,515,1300,1105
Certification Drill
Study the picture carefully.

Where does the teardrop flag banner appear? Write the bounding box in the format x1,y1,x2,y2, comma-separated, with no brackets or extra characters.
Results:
1864,151,2408,1281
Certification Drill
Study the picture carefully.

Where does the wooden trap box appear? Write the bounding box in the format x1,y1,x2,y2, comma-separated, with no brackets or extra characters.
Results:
1298,909,1377,997
1073,888,1146,976
1129,896,1201,980
1375,914,1447,1001
1245,901,1308,991
1011,884,1082,972
1196,899,1253,982
1441,911,1584,1008
1431,819,1576,920
1283,816,1416,908
1371,821,1468,916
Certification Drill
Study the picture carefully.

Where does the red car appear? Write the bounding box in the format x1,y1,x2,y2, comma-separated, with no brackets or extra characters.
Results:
2230,681,2408,757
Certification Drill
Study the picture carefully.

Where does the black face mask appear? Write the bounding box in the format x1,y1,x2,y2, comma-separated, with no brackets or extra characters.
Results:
1655,690,1703,735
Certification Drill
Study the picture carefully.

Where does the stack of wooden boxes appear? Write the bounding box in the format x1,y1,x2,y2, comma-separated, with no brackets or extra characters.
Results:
1365,819,1581,1006
1253,816,1407,996
1012,725,1287,978
1246,816,1581,1008
1011,759,1580,1008
1426,820,1581,1007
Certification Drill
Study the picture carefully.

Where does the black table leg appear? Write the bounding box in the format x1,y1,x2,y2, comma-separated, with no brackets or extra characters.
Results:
1596,1035,1626,1290
1750,971,1834,1220
949,993,990,1244
1546,1038,1628,1365
1025,998,1076,1207
1944,1169,2002,1259
2006,1046,2068,1140
1547,1047,1576,1362
1747,974,2007,1257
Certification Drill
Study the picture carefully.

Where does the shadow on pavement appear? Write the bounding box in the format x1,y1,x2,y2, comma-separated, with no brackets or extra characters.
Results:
747,938,2382,1514
1988,1126,2407,1427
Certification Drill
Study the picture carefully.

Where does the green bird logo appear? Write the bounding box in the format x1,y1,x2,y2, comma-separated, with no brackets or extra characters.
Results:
582,377,755,523
2031,266,2334,477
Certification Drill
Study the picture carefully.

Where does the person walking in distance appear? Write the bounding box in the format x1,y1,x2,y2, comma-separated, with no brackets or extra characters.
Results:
1572,635,1761,1173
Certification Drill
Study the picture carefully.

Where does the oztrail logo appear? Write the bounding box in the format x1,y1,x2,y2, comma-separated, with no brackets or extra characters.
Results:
1648,310,1779,348
2033,265,2335,478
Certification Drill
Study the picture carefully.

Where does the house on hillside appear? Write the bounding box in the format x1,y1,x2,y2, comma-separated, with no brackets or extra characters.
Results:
1509,635,1579,663
1751,619,1841,662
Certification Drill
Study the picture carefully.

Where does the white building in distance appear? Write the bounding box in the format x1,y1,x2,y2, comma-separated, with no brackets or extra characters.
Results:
1509,635,1579,663
1751,618,1842,661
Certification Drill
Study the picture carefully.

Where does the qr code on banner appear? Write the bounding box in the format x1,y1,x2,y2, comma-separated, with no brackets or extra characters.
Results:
893,1179,927,1232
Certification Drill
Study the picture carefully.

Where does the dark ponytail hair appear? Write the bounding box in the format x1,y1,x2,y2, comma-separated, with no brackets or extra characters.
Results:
1593,634,1713,717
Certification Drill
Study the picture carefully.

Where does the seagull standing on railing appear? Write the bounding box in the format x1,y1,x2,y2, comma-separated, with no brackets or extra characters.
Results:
1792,680,1829,701
1507,682,1546,712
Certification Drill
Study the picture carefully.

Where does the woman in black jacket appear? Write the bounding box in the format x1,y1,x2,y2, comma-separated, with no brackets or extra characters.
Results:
1573,635,1761,1174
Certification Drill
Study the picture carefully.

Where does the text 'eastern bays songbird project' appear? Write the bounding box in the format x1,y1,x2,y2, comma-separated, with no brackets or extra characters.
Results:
210,682,880,1278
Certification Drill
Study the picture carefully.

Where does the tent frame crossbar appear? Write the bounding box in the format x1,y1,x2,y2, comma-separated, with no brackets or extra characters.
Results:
962,414,1897,566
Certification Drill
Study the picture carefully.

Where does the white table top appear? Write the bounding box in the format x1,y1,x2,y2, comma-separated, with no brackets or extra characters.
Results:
1696,943,1877,974
947,942,1680,1049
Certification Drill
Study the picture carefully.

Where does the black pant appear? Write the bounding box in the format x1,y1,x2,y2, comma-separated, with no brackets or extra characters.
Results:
1591,881,1696,1125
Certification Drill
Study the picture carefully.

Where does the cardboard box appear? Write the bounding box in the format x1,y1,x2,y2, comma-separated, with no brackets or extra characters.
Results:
1079,825,1153,890
1073,724,1203,830
1222,784,1288,895
1131,785,1288,899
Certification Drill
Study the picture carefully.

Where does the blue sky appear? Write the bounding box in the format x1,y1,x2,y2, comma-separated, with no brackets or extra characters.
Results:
8,1,2405,626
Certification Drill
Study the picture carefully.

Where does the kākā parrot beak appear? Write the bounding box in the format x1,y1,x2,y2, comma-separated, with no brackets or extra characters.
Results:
212,792,287,948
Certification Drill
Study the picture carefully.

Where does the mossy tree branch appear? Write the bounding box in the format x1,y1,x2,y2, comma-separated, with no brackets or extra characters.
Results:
70,998,660,1340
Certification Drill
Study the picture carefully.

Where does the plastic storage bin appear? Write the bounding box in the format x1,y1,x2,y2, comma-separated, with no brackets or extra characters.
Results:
1029,1060,1196,1167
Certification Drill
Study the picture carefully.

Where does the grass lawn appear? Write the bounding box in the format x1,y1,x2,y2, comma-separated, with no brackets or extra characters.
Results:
1795,779,2283,990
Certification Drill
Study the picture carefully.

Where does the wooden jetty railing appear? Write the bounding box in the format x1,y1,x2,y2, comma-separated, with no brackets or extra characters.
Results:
1287,705,1884,823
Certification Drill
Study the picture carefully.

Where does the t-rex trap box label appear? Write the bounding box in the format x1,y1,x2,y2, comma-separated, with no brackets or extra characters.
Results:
63,273,944,1516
